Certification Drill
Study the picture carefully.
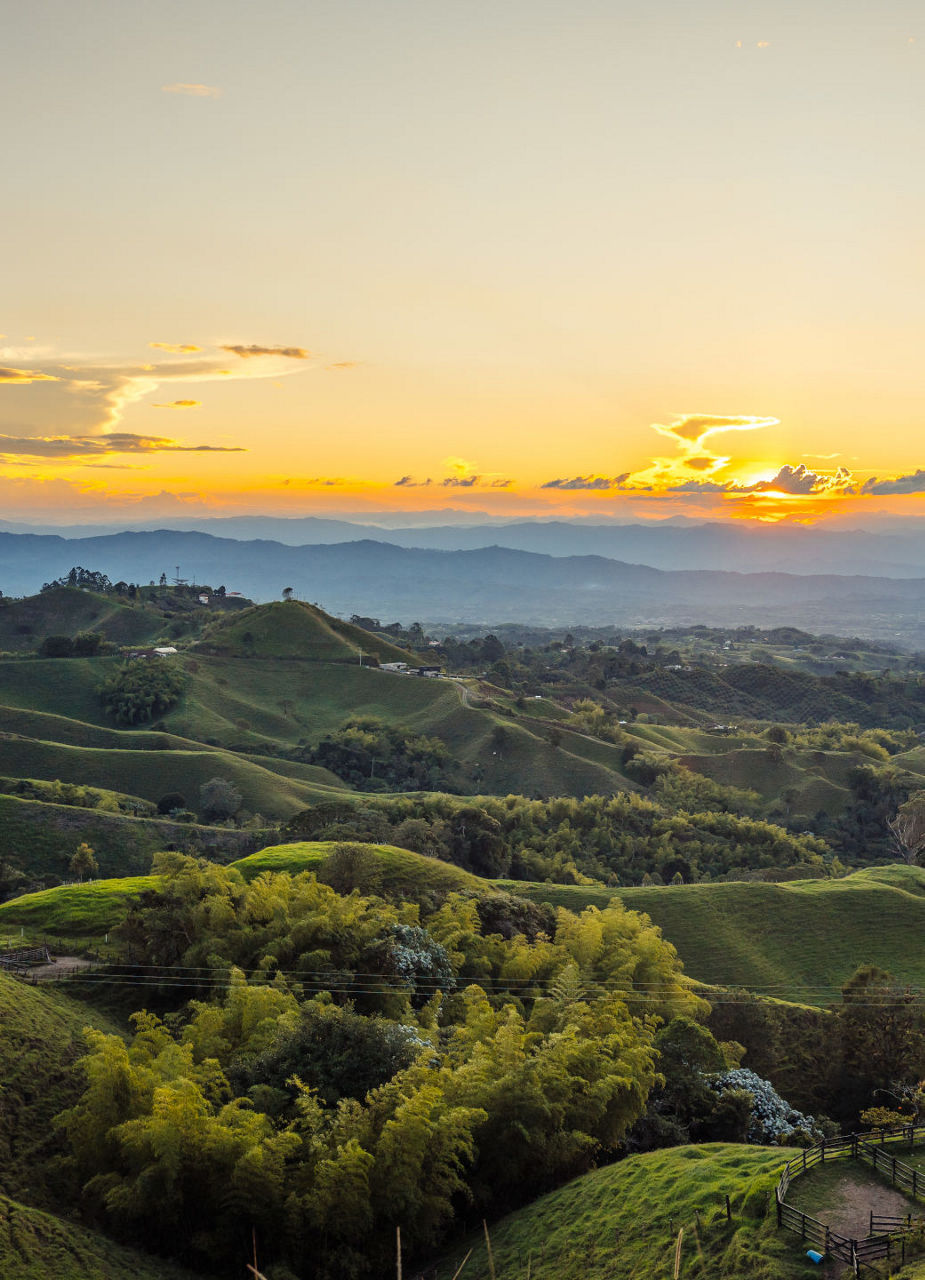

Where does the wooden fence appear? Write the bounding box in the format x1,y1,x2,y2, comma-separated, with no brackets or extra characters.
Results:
776,1125,925,1275
0,943,51,970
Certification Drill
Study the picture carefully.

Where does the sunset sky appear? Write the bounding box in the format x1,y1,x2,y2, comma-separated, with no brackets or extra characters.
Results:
3,0,925,525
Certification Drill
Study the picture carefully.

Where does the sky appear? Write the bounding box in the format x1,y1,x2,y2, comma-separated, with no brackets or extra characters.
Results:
3,0,925,526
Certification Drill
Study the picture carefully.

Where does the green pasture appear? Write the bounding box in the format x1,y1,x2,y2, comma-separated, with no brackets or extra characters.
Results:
0,793,264,880
0,876,160,936
0,734,341,818
231,840,486,895
0,1193,202,1280
433,1143,814,1280
506,865,925,1001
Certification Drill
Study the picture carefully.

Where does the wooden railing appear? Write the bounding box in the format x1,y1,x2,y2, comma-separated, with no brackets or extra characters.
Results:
0,944,51,969
775,1125,925,1275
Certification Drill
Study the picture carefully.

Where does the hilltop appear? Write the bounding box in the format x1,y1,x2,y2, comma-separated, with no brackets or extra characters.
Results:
195,598,416,663
0,582,249,654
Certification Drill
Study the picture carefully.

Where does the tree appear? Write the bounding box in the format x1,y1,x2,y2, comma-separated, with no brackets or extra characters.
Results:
100,660,185,725
70,842,99,882
199,777,243,822
888,791,925,864
282,586,294,601
317,843,384,895
40,635,74,657
157,791,187,815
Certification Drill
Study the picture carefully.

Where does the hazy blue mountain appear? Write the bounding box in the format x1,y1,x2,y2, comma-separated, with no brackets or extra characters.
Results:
3,529,925,644
4,516,925,577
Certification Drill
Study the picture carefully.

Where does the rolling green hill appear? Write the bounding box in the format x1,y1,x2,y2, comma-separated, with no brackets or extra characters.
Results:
0,734,345,819
0,793,265,881
0,875,160,935
195,598,417,663
506,864,925,1000
231,840,487,894
8,850,925,1008
0,587,164,653
0,1194,204,1280
0,973,120,1199
433,1143,810,1280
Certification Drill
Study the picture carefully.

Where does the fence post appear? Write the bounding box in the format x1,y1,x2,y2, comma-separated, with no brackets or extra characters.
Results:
725,1195,732,1223
776,1197,781,1228
892,1155,897,1185
869,1210,873,1236
802,1150,807,1173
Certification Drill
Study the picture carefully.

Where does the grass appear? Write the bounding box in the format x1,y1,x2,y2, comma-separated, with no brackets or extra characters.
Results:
0,732,342,819
232,840,487,894
0,973,121,1200
0,876,160,936
498,864,925,1002
0,649,639,812
0,586,166,653
431,1143,821,1280
0,1193,204,1280
0,793,272,883
9,854,925,1007
196,598,416,663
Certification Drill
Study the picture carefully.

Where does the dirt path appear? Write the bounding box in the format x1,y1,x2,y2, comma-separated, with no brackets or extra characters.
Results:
27,956,96,981
810,1169,913,1239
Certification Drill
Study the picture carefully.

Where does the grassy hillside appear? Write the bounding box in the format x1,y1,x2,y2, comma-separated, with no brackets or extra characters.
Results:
0,973,120,1198
11,852,925,1008
0,1193,203,1280
0,875,159,935
0,794,265,880
0,649,637,812
232,840,487,894
506,865,925,1000
0,735,343,819
0,587,161,653
433,1144,811,1280
196,599,416,663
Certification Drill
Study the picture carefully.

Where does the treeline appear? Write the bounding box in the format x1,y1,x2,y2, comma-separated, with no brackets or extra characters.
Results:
284,789,832,885
40,565,229,599
297,717,453,792
60,852,699,1277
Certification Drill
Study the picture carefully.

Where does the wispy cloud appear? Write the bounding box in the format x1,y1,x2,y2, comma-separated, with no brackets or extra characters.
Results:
0,366,60,384
221,344,310,360
652,413,779,448
153,399,200,409
0,433,245,458
326,361,362,370
394,475,432,487
0,343,311,441
149,342,203,354
162,82,221,98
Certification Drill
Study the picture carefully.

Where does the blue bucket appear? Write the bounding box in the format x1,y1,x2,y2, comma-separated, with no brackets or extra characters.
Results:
806,1249,824,1264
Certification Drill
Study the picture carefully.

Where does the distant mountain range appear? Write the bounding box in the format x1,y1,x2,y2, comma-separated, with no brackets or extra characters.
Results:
3,528,925,645
3,516,925,577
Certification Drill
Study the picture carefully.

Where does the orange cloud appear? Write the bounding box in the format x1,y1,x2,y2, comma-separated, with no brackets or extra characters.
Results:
149,342,203,354
153,399,201,409
0,432,244,458
0,366,60,384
